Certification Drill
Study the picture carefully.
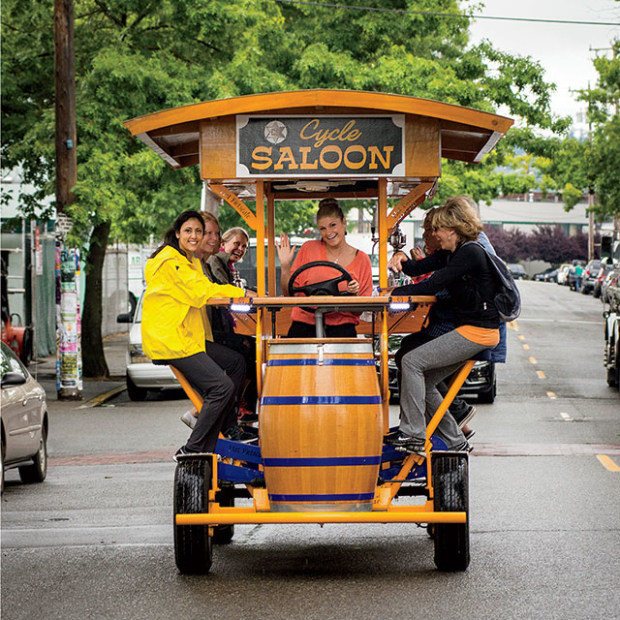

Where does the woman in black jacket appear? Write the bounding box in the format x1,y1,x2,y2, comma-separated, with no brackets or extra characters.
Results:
385,198,501,455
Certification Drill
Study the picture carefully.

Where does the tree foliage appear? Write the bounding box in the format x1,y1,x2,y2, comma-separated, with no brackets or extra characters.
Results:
2,0,568,375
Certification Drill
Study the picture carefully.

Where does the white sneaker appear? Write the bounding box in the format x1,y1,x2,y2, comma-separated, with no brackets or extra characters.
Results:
181,410,197,429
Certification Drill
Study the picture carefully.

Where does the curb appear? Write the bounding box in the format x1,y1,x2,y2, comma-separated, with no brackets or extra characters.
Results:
76,385,126,409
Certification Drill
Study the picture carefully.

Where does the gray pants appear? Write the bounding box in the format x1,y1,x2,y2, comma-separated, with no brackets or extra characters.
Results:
399,329,488,448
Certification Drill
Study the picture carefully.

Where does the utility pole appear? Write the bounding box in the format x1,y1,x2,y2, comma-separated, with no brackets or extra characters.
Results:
54,0,82,400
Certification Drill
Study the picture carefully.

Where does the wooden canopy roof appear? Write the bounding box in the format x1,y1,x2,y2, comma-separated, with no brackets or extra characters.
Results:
124,89,513,170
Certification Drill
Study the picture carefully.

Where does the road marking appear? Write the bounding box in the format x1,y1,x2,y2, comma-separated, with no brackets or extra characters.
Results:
523,344,530,351
597,455,620,472
560,412,573,422
77,385,126,409
518,335,525,341
547,391,557,399
536,370,546,379
507,321,519,331
529,356,537,364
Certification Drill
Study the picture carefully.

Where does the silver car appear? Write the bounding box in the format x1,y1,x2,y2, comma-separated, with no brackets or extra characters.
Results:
117,293,179,401
1,341,49,492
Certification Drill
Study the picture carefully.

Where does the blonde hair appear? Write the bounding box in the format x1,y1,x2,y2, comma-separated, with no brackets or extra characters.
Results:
433,197,482,242
221,227,249,244
201,211,220,230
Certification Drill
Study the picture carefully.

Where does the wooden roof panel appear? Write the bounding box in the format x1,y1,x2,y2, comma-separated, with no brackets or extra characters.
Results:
124,90,513,169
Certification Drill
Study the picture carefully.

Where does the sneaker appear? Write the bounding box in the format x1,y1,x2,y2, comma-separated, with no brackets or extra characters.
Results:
223,426,257,443
385,431,426,455
452,405,477,428
451,440,474,453
173,445,199,462
238,409,258,423
464,429,476,441
181,410,197,429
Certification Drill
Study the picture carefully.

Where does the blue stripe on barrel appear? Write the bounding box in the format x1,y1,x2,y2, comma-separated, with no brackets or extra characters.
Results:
263,456,382,467
267,359,375,366
261,395,381,405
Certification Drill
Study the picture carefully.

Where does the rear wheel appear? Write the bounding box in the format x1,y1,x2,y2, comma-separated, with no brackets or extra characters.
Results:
433,452,470,571
18,424,48,483
174,456,213,574
213,485,235,545
126,375,147,401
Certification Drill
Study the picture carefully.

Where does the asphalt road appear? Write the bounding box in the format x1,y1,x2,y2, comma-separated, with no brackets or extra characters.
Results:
2,280,619,620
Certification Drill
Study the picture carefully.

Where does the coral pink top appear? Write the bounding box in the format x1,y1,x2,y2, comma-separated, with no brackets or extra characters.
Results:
289,240,373,326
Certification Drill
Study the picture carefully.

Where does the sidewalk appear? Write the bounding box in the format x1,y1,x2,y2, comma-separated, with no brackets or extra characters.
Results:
30,332,128,403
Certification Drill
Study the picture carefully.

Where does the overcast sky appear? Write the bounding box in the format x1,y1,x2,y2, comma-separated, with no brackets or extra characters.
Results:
469,0,620,118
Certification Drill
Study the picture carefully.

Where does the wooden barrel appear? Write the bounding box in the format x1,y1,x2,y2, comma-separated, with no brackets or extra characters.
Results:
259,340,383,512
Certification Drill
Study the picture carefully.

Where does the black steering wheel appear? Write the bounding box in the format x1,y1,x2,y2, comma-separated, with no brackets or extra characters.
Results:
288,261,353,296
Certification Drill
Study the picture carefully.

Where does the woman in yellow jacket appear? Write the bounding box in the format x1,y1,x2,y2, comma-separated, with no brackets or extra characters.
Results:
142,210,246,457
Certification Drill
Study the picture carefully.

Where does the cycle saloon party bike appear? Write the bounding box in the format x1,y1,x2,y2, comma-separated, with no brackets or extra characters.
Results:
124,90,513,574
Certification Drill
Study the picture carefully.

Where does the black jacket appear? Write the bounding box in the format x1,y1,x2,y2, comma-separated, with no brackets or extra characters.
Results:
392,242,500,329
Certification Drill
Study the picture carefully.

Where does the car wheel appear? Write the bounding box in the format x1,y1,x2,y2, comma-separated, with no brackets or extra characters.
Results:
1,434,5,494
126,375,147,401
477,382,496,404
20,327,33,366
18,424,48,483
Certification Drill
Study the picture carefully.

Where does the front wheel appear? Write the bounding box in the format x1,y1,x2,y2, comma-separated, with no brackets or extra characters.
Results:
174,456,213,574
433,452,470,571
18,425,48,483
126,375,147,401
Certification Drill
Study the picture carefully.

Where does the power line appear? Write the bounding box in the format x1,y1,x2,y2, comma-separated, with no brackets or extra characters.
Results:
273,0,620,27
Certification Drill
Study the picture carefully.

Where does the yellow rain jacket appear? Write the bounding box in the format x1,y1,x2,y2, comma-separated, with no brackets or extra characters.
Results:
142,245,244,360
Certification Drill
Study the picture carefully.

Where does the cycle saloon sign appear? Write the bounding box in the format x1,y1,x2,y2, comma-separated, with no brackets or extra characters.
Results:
236,115,405,177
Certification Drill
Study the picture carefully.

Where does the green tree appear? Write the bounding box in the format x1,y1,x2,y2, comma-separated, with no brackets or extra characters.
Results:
2,0,564,376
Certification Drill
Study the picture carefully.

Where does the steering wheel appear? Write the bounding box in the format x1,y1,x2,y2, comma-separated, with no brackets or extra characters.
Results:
288,261,353,296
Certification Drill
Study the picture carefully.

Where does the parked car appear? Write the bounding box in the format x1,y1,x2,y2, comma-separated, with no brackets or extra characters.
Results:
601,267,620,304
533,268,557,282
1,341,49,492
592,263,612,299
382,336,497,404
580,259,602,295
507,263,528,280
603,271,620,389
117,293,180,401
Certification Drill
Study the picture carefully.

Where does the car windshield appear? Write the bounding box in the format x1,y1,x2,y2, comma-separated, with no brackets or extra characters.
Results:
1,341,26,378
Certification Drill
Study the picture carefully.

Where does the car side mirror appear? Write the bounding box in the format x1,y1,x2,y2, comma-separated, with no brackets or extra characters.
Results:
1,371,27,387
117,311,134,324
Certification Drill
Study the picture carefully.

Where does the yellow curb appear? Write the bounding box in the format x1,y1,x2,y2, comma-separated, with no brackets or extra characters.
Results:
77,384,126,409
